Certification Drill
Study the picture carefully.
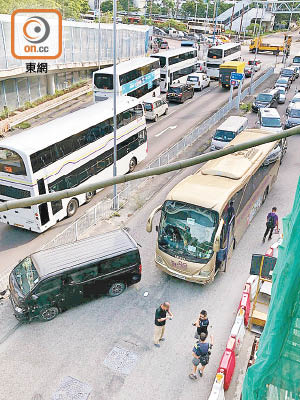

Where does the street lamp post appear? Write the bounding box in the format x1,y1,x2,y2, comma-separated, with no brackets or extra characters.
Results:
250,2,264,94
113,0,118,210
98,0,101,69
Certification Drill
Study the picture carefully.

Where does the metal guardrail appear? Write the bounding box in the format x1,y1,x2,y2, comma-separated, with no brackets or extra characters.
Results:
0,67,274,291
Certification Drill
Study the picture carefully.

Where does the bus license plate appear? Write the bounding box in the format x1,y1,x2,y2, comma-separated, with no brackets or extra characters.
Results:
14,223,24,228
172,273,186,280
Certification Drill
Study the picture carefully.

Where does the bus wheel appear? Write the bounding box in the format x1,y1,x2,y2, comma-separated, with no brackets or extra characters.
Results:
108,282,126,297
85,191,95,203
67,198,78,217
39,306,59,322
262,187,269,204
129,157,137,173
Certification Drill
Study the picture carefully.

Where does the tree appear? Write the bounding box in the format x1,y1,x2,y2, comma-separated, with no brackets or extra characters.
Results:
100,0,113,13
181,0,195,17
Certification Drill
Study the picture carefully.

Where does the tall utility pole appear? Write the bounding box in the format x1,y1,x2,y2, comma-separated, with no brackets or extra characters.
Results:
212,0,219,45
238,6,244,40
113,0,118,209
229,2,235,32
250,3,264,94
98,0,101,69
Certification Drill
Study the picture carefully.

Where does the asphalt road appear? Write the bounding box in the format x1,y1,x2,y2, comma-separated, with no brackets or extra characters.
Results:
1,31,300,400
0,38,286,277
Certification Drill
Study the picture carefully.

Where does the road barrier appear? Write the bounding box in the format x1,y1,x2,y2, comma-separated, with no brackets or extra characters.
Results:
218,348,236,391
239,290,251,326
230,308,246,356
208,373,225,400
41,66,275,251
0,67,276,290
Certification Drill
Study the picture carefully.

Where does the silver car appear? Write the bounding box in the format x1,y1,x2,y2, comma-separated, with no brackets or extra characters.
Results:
277,87,286,104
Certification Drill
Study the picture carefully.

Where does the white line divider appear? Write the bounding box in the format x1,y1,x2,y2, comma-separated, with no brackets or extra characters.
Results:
208,372,225,400
155,125,177,137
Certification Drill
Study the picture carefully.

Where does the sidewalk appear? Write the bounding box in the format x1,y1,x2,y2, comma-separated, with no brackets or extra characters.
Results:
0,83,92,137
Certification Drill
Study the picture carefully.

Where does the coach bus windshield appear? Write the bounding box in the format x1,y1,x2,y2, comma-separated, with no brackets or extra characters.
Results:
0,148,27,175
157,200,218,263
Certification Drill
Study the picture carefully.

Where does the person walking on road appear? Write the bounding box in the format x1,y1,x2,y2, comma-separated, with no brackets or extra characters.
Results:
189,332,213,380
154,302,173,348
193,310,209,339
263,207,279,243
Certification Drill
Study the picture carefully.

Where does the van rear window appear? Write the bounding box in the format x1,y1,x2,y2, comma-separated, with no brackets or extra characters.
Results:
214,129,235,142
143,103,152,111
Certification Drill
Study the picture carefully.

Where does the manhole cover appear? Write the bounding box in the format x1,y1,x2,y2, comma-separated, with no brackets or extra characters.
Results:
52,376,92,400
103,346,138,375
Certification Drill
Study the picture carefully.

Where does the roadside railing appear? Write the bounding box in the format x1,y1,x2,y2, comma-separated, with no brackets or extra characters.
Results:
0,67,274,291
41,67,274,251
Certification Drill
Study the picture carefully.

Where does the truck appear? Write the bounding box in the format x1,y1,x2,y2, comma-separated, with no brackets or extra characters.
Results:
249,35,292,55
219,61,245,89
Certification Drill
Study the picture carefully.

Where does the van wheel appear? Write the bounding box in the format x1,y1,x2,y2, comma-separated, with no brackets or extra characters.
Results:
39,306,59,322
85,191,95,203
67,199,78,217
164,108,168,115
129,157,137,173
108,282,126,297
154,114,158,122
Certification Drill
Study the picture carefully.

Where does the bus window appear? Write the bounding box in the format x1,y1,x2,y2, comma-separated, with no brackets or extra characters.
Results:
0,148,27,175
94,73,113,90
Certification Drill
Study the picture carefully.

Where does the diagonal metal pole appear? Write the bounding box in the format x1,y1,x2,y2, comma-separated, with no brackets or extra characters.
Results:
113,0,118,210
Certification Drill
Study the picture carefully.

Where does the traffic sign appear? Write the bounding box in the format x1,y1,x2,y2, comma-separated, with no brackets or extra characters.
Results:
231,72,244,81
230,79,237,86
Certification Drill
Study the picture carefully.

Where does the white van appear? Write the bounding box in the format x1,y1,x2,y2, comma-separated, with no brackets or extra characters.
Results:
143,97,168,121
258,108,282,133
210,116,248,150
186,72,210,91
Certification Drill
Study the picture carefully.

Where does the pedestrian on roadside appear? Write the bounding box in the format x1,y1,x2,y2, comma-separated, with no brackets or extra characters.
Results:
189,332,213,380
192,310,209,339
263,207,279,243
154,302,173,348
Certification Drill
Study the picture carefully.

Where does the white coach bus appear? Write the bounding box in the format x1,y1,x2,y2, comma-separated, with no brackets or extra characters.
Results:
151,47,198,92
206,43,241,79
93,57,161,102
0,97,147,233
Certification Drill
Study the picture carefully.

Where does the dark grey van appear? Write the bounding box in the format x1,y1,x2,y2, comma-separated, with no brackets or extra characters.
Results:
9,230,141,322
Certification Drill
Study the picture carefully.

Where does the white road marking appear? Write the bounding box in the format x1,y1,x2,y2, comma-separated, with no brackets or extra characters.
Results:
155,125,177,137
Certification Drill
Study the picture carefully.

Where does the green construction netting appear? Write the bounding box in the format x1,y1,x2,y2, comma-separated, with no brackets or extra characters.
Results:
242,177,300,400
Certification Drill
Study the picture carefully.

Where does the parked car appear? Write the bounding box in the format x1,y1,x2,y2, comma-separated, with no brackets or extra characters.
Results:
280,67,296,82
9,230,142,322
160,40,169,49
275,77,291,90
284,102,300,129
248,59,262,71
143,97,168,121
166,83,194,103
252,89,279,112
277,87,287,104
186,72,210,91
244,65,255,78
286,92,300,114
291,65,299,79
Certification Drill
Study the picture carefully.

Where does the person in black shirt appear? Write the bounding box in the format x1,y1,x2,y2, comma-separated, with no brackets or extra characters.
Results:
193,310,209,339
154,302,173,347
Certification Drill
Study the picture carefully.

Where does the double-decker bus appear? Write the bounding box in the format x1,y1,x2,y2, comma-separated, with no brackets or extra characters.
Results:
151,48,198,92
206,43,241,80
93,57,161,102
0,97,147,233
146,129,281,284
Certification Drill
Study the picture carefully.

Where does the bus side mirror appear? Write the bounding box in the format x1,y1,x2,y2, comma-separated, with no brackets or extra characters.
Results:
146,204,162,233
213,219,224,252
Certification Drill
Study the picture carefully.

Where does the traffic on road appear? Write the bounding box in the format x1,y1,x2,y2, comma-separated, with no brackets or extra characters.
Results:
0,26,300,400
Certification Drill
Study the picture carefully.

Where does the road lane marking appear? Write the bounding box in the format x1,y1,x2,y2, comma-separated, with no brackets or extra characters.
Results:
155,125,177,137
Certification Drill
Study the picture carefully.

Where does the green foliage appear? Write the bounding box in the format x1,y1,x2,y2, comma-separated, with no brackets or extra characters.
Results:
246,23,260,33
100,0,113,13
0,107,10,120
16,122,31,129
240,102,252,112
0,0,89,20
